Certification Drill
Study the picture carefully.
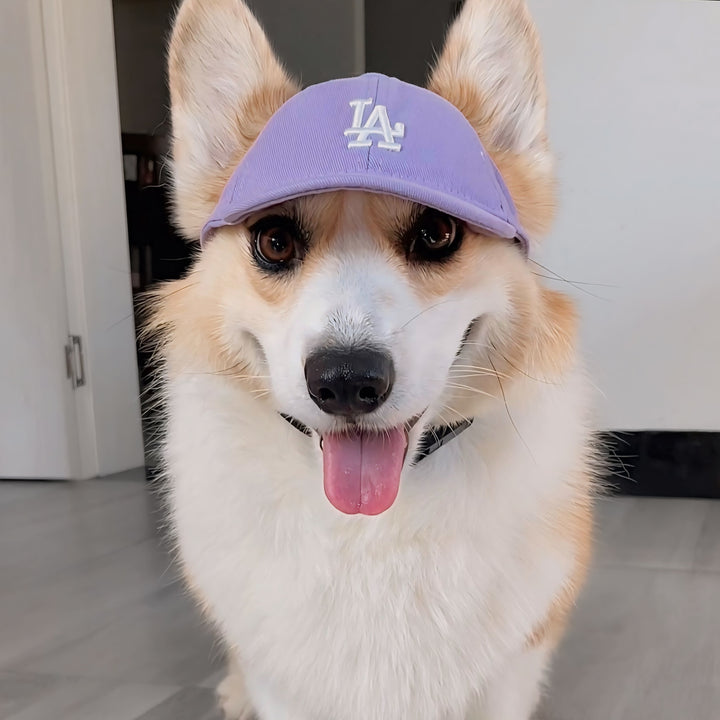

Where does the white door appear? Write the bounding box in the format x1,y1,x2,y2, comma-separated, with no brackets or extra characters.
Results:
0,0,79,478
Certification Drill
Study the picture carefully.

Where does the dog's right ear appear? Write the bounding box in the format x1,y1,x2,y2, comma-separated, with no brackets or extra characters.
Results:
168,0,298,240
428,0,555,238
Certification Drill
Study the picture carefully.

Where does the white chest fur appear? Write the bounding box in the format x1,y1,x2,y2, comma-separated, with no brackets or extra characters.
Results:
165,371,590,720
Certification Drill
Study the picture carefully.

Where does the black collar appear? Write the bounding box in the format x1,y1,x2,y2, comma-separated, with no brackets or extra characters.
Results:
412,419,473,464
280,414,473,464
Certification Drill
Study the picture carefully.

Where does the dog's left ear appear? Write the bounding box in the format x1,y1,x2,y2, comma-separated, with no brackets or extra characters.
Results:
168,0,299,240
428,0,555,236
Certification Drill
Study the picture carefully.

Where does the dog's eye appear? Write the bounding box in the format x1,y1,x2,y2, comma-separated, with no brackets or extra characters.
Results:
251,216,303,271
407,210,461,261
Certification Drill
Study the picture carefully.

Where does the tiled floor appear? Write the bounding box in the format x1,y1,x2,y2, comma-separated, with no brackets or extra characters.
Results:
0,472,718,720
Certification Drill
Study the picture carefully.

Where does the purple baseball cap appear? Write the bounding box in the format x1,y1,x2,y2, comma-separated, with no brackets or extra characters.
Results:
202,73,529,252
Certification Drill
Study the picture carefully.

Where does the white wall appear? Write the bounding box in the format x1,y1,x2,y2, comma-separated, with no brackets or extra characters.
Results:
528,0,720,431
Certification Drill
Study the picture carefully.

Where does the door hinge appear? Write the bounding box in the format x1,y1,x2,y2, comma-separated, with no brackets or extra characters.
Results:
65,335,86,388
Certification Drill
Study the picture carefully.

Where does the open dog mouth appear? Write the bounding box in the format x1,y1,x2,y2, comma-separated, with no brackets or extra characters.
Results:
321,427,408,515
282,413,423,515
320,413,423,516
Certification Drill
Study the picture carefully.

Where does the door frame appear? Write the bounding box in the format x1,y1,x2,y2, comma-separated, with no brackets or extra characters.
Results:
40,0,144,479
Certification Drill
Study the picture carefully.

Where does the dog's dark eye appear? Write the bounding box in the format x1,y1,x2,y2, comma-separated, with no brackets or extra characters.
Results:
251,216,303,271
406,210,462,262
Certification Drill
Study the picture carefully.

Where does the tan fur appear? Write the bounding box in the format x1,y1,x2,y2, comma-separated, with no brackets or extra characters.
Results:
365,193,511,301
168,0,298,239
492,151,557,238
142,243,268,400
428,0,548,154
528,289,579,379
179,561,216,621
440,279,578,425
283,194,348,261
527,478,595,648
428,0,556,240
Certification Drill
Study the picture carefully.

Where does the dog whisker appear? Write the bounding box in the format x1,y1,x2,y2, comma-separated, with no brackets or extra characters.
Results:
529,259,612,301
446,382,496,399
530,271,616,289
434,409,454,430
487,356,535,463
395,299,462,333
451,364,502,372
438,403,473,427
460,342,558,387
249,388,270,397
447,373,499,381
486,343,559,386
450,364,512,380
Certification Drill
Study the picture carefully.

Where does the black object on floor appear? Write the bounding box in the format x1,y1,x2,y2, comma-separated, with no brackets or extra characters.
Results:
602,431,720,499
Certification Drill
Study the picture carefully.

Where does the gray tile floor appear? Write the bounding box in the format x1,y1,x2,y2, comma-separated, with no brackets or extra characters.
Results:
0,472,718,720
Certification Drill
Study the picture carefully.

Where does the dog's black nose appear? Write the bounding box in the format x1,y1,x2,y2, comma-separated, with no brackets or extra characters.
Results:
304,347,395,417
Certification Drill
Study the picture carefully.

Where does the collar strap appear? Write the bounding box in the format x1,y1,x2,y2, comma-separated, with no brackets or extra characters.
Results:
280,413,312,436
412,419,473,464
280,414,473,465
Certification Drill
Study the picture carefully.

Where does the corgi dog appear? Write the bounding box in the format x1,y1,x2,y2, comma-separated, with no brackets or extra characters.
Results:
152,0,596,718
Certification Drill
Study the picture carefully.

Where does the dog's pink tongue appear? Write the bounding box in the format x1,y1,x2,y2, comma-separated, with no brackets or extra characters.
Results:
322,428,407,515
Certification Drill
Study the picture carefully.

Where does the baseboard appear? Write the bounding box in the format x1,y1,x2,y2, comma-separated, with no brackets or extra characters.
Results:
602,431,720,499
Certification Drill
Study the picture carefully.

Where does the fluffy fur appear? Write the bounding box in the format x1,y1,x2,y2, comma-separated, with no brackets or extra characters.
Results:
152,1,597,718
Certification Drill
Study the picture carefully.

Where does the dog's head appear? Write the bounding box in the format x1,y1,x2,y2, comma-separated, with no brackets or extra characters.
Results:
160,0,576,515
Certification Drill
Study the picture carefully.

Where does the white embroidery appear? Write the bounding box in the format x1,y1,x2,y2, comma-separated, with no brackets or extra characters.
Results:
344,98,405,151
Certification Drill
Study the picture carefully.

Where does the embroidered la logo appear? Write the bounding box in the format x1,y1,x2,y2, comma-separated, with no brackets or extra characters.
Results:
344,99,405,152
